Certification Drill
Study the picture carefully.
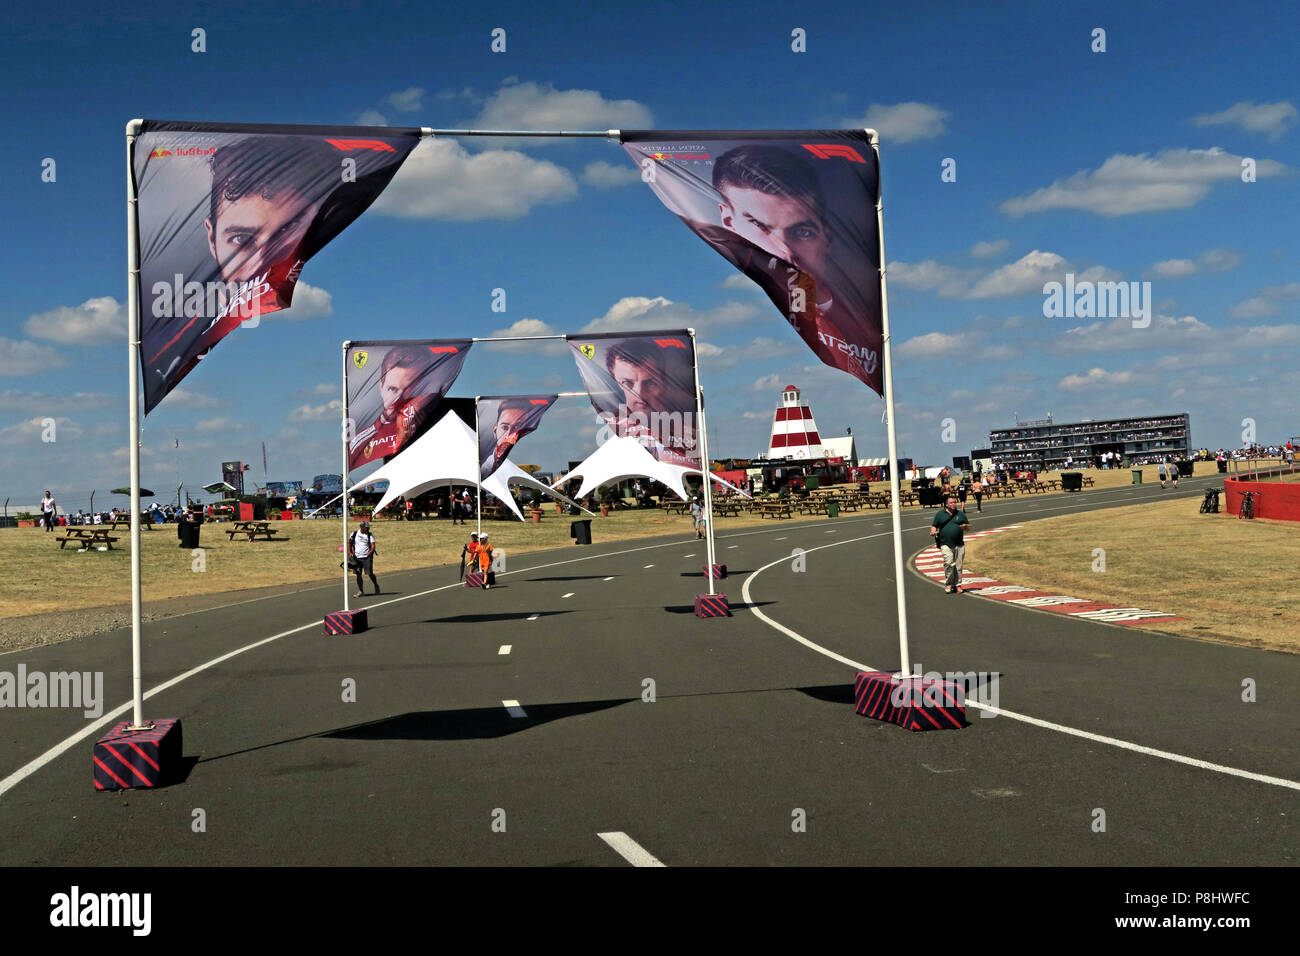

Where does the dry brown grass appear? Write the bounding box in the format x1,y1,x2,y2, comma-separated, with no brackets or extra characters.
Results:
963,495,1300,653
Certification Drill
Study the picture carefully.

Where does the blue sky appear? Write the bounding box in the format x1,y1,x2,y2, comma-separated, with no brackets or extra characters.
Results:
2,0,1297,510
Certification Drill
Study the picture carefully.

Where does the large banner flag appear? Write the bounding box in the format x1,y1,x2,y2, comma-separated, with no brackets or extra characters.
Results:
621,131,883,395
567,330,699,467
347,340,472,470
133,121,422,413
477,395,559,482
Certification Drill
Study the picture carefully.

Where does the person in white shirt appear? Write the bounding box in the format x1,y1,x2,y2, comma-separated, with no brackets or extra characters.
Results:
348,520,380,597
41,491,56,532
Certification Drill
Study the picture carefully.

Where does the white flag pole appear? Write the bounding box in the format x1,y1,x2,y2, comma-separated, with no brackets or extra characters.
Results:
868,129,913,678
475,397,483,540
689,329,716,595
342,341,351,611
126,120,147,729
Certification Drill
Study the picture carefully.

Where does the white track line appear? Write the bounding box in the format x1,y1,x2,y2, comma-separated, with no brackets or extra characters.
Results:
740,534,1300,793
561,593,575,599
1,487,1206,800
683,553,695,557
503,700,527,718
498,645,511,655
527,613,539,621
603,576,615,582
597,831,666,867
644,564,655,568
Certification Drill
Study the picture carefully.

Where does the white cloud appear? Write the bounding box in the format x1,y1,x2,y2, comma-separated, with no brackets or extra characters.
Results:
1242,322,1300,347
580,295,759,335
286,399,342,423
719,274,755,291
294,383,337,399
888,259,973,297
0,337,67,376
970,239,1011,258
1230,282,1300,319
1145,248,1241,279
467,82,653,138
161,387,229,409
1053,314,1216,354
484,317,564,354
357,110,388,127
0,390,112,413
1057,367,1136,391
193,417,239,432
0,416,83,444
968,250,1071,299
1000,147,1287,217
896,331,969,360
581,160,639,189
843,102,950,143
385,87,425,112
373,138,578,220
263,282,333,321
751,373,784,392
24,296,126,345
1192,100,1297,139
1148,258,1197,279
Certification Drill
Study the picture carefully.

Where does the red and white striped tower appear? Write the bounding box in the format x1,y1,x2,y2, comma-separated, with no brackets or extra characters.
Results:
768,385,824,460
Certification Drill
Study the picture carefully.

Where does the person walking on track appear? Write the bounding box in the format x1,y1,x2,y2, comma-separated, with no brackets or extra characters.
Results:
349,520,380,597
930,494,971,594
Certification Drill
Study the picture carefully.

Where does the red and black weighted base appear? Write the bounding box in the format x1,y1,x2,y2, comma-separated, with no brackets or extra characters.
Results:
324,608,368,635
465,571,485,588
694,593,730,617
93,718,182,790
705,564,728,580
853,671,967,731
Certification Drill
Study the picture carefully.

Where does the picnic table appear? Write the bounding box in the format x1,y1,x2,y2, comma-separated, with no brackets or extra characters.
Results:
760,501,794,519
225,520,281,541
57,528,119,550
662,501,691,515
1082,476,1096,487
712,500,743,517
108,518,152,531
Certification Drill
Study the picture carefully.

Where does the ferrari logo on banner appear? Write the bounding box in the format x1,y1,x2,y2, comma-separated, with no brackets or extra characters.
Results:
579,343,596,360
352,351,369,369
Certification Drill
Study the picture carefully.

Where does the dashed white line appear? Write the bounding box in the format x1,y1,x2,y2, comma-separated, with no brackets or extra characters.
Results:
597,831,666,867
683,553,695,557
643,564,655,569
498,645,512,655
727,545,738,549
561,593,575,599
527,613,540,621
502,699,527,718
775,537,786,541
603,576,615,582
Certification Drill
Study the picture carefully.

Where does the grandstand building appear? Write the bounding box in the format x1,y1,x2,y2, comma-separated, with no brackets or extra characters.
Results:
989,413,1190,469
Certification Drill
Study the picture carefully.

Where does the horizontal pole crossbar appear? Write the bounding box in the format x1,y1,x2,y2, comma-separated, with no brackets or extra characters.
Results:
423,128,620,138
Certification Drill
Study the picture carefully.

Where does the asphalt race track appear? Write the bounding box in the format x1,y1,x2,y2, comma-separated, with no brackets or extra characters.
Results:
2,472,1297,866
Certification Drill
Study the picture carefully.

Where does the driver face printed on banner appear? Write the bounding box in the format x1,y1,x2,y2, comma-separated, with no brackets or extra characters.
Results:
568,332,699,468
203,143,326,285
477,396,557,482
621,133,883,396
346,340,473,471
133,122,421,415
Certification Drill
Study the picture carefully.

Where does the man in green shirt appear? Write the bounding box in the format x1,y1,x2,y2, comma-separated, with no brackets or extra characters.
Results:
930,495,971,594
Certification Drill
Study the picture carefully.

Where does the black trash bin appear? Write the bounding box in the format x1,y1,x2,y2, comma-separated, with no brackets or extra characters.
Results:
178,517,202,549
1217,459,1228,474
570,519,592,545
1061,472,1083,492
918,486,945,507
1177,460,1194,477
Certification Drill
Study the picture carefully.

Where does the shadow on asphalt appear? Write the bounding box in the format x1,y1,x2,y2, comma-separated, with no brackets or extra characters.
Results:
678,570,752,578
323,698,637,740
421,611,572,624
195,698,640,761
663,601,775,613
527,575,619,582
795,683,858,705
